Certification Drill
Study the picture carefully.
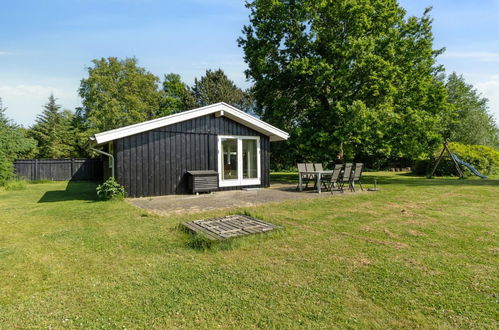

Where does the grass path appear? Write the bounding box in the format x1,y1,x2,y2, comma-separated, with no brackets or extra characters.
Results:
0,173,497,328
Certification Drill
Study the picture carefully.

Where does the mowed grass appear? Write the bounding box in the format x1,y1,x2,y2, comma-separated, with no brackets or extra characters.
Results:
0,173,497,328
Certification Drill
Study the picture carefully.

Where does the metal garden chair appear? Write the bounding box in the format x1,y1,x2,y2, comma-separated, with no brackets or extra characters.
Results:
324,163,344,194
305,163,315,173
350,163,364,192
305,163,317,187
313,163,326,189
338,163,353,193
297,163,312,190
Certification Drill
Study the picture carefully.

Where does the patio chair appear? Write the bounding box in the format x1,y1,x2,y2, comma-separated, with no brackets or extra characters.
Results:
305,163,317,187
338,163,353,193
297,163,313,190
350,163,364,192
305,163,315,172
314,163,326,189
324,164,344,194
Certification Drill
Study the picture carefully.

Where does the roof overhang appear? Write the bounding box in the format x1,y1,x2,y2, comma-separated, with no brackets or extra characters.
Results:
92,102,289,145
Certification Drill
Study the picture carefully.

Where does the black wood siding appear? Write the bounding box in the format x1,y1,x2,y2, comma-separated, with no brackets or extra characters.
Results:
115,114,271,197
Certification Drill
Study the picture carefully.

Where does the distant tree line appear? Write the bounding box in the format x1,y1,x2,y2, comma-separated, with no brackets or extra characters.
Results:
0,99,37,185
2,63,249,155
444,73,498,147
1,0,498,185
0,63,250,184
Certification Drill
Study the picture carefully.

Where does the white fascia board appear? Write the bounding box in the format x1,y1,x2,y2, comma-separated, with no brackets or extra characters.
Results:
93,103,224,144
221,103,289,141
93,102,289,144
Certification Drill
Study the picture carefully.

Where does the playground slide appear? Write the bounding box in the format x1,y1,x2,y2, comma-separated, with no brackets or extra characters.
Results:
451,153,487,179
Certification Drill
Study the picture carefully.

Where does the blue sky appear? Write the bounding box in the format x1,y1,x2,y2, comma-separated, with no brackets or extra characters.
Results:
1,0,498,126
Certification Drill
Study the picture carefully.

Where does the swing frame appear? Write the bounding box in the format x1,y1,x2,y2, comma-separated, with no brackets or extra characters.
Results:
430,141,465,178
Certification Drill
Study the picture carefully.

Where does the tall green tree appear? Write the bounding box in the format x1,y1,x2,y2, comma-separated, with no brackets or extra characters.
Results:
192,69,252,111
160,73,196,115
30,94,76,158
70,111,93,158
78,57,163,133
239,0,449,168
444,73,498,147
0,98,37,185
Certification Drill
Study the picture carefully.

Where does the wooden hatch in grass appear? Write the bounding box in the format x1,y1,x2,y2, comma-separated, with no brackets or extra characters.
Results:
183,215,280,240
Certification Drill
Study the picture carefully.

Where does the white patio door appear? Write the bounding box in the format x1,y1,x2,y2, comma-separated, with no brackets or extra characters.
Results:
218,136,261,187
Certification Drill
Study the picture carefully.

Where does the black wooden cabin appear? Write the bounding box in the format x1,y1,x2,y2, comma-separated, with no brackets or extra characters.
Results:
91,103,289,197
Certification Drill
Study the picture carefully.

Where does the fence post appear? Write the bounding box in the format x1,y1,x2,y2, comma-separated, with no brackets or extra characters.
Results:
34,159,38,181
71,158,74,179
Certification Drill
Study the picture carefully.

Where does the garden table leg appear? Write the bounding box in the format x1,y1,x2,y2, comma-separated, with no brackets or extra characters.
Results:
299,172,303,191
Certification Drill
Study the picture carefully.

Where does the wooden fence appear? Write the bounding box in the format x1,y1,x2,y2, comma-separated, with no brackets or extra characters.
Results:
14,158,103,181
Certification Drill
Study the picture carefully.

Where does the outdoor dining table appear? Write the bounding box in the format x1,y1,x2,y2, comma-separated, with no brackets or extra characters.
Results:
298,170,334,194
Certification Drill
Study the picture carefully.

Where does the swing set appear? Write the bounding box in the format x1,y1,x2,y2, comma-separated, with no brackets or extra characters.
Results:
430,141,487,179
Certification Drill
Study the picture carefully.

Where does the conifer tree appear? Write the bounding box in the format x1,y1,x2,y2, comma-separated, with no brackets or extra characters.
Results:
30,94,75,158
192,69,252,111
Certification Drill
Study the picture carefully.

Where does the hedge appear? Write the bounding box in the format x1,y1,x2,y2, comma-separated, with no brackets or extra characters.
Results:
0,150,13,186
414,142,499,177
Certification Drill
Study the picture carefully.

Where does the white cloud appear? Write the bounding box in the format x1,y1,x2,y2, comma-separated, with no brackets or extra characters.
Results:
0,51,11,56
0,84,80,127
475,78,499,122
442,51,499,62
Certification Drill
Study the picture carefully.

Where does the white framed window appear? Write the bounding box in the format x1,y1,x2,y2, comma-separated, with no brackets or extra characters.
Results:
218,135,261,187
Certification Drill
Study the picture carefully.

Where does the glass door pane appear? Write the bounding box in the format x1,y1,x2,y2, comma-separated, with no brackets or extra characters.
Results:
243,139,257,179
221,138,238,180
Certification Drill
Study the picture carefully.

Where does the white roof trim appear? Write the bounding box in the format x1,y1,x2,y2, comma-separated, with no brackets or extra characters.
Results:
92,102,289,144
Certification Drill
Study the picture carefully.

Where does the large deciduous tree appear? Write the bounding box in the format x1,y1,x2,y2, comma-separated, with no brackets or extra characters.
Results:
444,73,498,147
161,73,196,115
78,57,163,132
239,0,450,168
29,94,76,158
192,69,252,111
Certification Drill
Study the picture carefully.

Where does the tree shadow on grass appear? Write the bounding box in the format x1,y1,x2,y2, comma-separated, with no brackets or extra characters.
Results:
270,172,499,188
38,180,100,203
270,173,300,184
363,174,499,187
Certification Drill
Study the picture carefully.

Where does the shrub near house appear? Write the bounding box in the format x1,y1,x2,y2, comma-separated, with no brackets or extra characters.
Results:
96,177,126,200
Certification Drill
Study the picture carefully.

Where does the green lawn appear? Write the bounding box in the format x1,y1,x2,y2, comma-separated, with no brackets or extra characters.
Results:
0,173,497,328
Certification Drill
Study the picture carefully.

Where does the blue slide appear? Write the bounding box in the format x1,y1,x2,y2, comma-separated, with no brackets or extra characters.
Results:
450,153,487,179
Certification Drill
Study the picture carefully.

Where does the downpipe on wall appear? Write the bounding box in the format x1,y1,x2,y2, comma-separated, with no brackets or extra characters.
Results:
89,147,115,178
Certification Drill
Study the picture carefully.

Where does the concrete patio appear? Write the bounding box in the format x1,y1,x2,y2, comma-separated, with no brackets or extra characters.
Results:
128,183,354,215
